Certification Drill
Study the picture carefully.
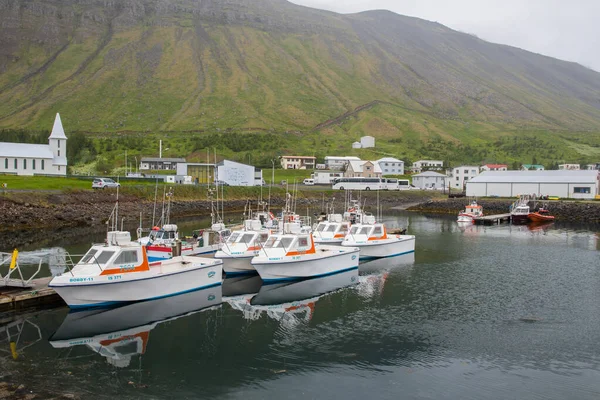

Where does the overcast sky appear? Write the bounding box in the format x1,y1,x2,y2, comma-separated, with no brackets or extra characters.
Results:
290,0,600,72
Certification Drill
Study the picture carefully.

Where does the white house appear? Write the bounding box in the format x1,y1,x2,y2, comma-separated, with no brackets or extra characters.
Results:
558,164,580,170
521,164,545,171
376,157,404,175
216,160,261,186
360,136,375,148
324,156,361,170
280,156,316,170
344,160,382,178
451,165,480,190
412,171,447,190
352,141,362,149
466,170,600,199
0,113,67,176
412,160,444,173
480,164,508,172
586,163,600,170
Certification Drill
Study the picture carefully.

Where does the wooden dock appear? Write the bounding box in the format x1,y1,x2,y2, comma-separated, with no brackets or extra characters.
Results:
474,213,511,225
0,277,63,312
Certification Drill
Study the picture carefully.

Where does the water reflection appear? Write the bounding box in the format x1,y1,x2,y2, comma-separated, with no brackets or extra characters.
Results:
226,269,359,324
49,285,222,368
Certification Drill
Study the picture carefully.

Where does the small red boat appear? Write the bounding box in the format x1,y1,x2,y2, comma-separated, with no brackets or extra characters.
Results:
528,208,555,222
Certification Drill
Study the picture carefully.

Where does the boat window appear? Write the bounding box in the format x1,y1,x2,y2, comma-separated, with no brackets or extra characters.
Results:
316,223,327,232
80,249,98,264
279,237,294,249
264,236,278,248
298,236,309,247
149,231,157,240
166,231,175,240
114,250,139,264
326,225,337,232
350,226,360,235
95,251,115,264
227,232,240,243
373,226,382,236
240,233,256,245
258,233,269,243
359,227,370,235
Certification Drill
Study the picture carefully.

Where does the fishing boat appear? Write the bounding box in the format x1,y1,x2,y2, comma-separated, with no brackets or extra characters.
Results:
251,231,360,283
528,207,555,222
510,195,532,224
457,200,483,222
341,223,415,260
49,285,221,367
49,230,223,309
312,198,372,245
214,219,271,276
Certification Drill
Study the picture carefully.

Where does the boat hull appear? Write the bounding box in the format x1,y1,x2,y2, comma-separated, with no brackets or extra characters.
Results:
457,214,475,223
218,255,256,276
342,235,415,260
251,247,360,283
50,261,223,309
146,245,217,262
511,214,529,224
313,237,344,245
528,213,555,222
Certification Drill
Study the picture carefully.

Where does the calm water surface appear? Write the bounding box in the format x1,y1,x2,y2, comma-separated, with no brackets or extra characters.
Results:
1,213,600,399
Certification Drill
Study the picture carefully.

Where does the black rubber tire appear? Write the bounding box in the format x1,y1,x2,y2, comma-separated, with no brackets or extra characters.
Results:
339,186,344,190
365,187,371,191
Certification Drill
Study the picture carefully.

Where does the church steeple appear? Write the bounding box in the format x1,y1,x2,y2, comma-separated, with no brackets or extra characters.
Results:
49,113,67,140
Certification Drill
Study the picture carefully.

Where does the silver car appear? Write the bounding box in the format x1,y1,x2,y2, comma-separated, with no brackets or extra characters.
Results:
92,178,121,189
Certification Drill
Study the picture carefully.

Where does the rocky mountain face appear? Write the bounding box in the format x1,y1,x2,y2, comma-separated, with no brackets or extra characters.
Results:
1,0,599,134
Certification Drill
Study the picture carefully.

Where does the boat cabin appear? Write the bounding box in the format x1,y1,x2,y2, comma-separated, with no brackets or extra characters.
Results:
148,224,179,244
262,234,316,256
314,220,351,239
512,205,530,216
463,202,483,216
73,232,150,275
347,224,388,241
226,230,270,250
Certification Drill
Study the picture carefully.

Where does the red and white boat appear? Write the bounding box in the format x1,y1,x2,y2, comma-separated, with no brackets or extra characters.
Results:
457,200,483,223
528,207,555,222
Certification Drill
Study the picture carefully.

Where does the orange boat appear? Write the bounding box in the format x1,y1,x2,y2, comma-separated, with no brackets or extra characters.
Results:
528,208,555,222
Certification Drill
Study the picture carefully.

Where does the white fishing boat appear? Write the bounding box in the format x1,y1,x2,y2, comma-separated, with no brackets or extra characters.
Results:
341,223,415,260
215,219,271,276
251,231,360,283
457,200,484,223
49,230,223,309
49,285,221,367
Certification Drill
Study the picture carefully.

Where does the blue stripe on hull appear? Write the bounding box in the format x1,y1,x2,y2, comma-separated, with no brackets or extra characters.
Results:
358,249,415,261
67,282,222,310
224,270,257,277
261,266,359,284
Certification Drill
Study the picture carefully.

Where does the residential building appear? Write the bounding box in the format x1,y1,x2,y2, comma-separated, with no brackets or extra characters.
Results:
558,164,580,170
344,160,382,178
0,113,67,176
412,171,447,190
467,170,600,199
521,164,545,171
376,157,405,175
360,136,375,148
412,160,444,173
140,157,186,170
324,156,361,170
480,164,508,172
451,165,480,190
280,156,316,170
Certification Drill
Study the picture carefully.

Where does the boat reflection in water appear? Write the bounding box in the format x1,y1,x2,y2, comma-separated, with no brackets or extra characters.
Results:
356,253,415,299
226,269,358,324
49,285,222,368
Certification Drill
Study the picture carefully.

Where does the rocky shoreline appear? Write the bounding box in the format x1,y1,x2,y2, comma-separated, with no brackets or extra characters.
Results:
407,198,600,224
0,190,433,250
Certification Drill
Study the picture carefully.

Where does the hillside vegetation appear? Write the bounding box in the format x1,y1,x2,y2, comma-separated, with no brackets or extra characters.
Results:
1,0,600,168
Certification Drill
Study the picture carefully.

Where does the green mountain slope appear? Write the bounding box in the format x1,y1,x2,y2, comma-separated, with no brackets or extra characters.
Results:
1,0,600,166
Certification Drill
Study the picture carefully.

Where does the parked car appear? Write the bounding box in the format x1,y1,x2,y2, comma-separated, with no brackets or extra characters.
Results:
303,179,315,185
92,178,120,189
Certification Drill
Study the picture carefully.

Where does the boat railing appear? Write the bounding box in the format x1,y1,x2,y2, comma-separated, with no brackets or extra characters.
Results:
0,250,43,288
55,253,105,277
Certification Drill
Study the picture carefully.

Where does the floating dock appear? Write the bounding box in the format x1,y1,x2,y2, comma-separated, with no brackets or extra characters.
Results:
474,213,511,225
0,277,62,312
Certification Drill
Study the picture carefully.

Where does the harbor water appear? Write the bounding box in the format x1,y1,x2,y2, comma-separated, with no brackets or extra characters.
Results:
1,212,600,399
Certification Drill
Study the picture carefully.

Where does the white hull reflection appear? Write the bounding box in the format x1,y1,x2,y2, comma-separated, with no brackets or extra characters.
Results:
358,252,415,273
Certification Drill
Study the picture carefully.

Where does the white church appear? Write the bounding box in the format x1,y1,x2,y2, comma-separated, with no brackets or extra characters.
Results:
0,113,68,176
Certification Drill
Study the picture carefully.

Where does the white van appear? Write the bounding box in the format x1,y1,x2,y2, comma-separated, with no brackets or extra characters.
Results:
303,178,315,186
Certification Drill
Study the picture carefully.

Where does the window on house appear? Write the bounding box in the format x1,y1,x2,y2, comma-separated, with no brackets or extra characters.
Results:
23,159,27,169
58,140,61,148
58,150,60,157
41,160,45,170
32,160,36,170
464,169,468,174
455,169,459,174
574,187,591,194
4,159,7,169
455,177,459,181
471,170,477,174
14,159,17,169
385,163,389,166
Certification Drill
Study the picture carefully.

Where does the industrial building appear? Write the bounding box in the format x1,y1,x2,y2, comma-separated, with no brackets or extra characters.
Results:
466,170,599,199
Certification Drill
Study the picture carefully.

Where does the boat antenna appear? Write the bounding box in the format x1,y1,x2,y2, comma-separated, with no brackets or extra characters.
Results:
151,178,158,227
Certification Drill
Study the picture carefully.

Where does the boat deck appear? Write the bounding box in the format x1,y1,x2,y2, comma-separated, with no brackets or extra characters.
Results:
473,213,512,225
